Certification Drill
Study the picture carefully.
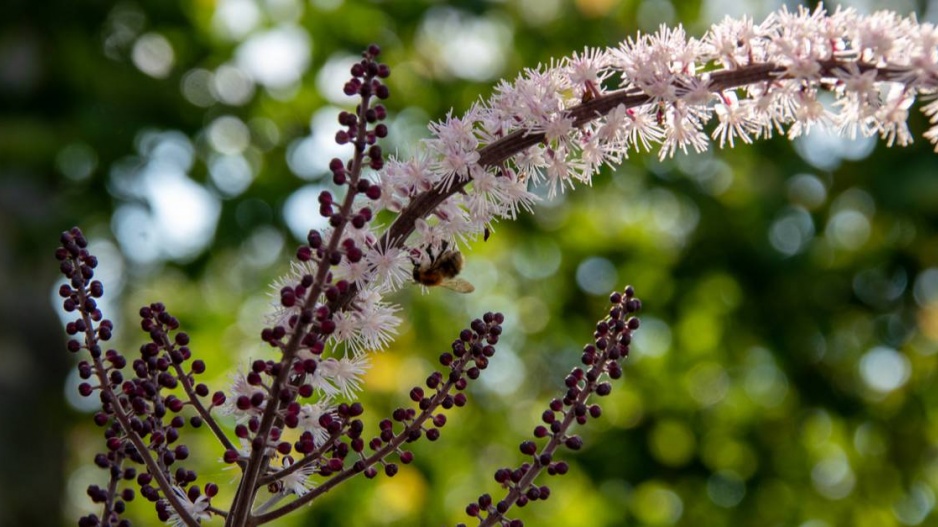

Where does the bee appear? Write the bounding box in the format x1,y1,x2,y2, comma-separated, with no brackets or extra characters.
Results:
412,246,475,293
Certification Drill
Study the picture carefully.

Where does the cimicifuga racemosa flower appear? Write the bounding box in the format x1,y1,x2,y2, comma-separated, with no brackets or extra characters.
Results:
57,5,938,527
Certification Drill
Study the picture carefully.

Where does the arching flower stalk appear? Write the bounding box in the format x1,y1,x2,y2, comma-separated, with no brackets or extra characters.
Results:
57,5,938,527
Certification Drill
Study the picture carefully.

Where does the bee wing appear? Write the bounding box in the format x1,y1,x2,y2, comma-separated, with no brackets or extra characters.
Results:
440,277,475,294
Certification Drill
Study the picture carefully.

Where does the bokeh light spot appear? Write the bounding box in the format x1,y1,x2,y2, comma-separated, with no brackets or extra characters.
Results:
235,24,311,89
181,68,216,107
512,239,561,280
788,173,827,209
793,121,877,171
892,481,936,525
213,63,255,106
283,184,329,241
913,268,938,307
707,470,746,508
649,420,696,467
517,296,549,334
287,107,347,180
368,467,427,522
317,53,359,105
517,0,562,25
575,256,618,296
209,154,254,197
811,451,855,500
631,482,684,525
859,346,910,393
769,206,814,256
208,115,251,154
416,8,511,81
632,317,672,358
685,362,730,407
212,0,261,41
132,32,174,78
826,209,870,250
56,142,98,181
744,348,789,408
701,433,759,478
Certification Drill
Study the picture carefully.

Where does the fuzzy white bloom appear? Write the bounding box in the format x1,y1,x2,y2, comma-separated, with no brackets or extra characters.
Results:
297,402,334,447
353,288,401,351
318,354,369,398
305,361,341,398
325,287,400,354
164,486,211,527
279,457,317,497
364,243,412,292
219,371,264,422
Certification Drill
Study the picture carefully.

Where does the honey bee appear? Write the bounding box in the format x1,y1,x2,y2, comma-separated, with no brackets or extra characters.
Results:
412,246,475,293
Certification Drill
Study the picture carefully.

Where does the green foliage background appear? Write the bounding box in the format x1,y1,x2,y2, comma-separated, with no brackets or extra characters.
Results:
4,0,938,526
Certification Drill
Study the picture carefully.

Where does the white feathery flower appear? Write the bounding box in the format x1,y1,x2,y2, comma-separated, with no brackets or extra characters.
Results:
494,172,539,219
337,258,372,289
543,115,576,147
574,137,603,184
306,362,340,398
660,104,709,159
365,243,412,292
433,197,473,241
354,294,400,352
713,92,757,148
266,259,317,325
278,457,317,497
788,90,831,139
319,354,370,398
705,15,759,69
876,84,914,147
330,310,359,349
164,486,211,527
297,402,334,447
544,146,577,199
411,218,447,255
563,47,610,87
623,106,664,152
220,371,264,422
427,112,482,190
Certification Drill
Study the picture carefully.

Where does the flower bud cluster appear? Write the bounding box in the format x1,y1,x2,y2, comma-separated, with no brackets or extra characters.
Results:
362,312,504,477
57,227,220,527
461,287,640,527
267,44,395,350
243,312,504,525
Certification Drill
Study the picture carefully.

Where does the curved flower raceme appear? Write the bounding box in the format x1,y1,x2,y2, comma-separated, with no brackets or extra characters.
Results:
279,6,938,391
